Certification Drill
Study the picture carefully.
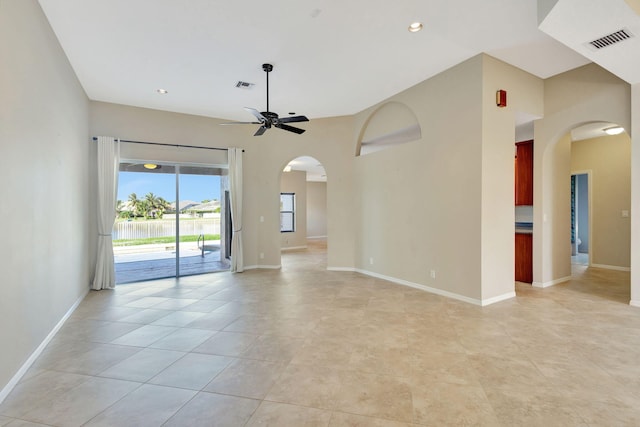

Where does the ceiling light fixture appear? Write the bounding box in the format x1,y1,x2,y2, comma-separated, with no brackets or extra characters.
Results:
143,163,159,169
156,88,168,94
604,126,624,135
408,22,423,32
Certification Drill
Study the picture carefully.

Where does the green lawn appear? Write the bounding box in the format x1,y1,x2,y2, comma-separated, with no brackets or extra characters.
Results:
113,234,220,247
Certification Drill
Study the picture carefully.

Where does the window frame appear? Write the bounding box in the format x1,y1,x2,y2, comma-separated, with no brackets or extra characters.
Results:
280,192,295,233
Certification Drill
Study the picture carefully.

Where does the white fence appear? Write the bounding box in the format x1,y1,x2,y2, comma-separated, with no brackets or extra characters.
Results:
113,218,221,240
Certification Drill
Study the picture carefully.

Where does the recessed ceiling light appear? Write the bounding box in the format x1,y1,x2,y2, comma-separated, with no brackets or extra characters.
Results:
408,22,423,32
604,126,624,135
156,89,168,94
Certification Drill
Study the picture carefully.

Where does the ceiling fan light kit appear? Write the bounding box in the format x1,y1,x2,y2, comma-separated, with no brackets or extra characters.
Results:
221,63,309,136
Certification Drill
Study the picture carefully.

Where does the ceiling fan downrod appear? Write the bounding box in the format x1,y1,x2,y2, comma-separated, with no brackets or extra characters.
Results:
263,63,273,113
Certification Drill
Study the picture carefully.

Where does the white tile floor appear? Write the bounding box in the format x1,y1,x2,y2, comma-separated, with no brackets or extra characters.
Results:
1,241,639,426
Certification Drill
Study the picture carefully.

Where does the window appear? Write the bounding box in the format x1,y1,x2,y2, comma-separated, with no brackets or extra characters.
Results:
280,193,295,232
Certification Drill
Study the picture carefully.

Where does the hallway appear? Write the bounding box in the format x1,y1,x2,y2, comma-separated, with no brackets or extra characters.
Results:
1,243,638,426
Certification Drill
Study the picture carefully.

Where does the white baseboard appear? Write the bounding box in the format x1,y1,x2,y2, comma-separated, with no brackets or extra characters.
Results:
281,246,307,251
307,236,327,239
349,268,514,306
243,264,282,270
630,300,640,308
327,267,356,272
532,276,571,288
0,288,89,404
356,268,481,305
482,292,517,306
590,263,631,272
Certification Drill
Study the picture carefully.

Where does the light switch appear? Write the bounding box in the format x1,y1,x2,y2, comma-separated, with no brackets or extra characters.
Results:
260,216,264,222
622,210,630,218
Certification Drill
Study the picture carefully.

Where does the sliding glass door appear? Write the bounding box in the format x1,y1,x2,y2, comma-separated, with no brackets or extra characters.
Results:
114,162,228,284
177,165,227,277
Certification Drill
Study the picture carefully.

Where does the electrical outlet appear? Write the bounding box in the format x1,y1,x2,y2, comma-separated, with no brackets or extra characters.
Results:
369,257,374,265
430,270,436,279
622,210,629,218
259,252,264,259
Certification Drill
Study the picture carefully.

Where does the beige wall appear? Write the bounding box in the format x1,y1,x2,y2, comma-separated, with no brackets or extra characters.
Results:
534,64,631,286
351,54,543,304
480,55,544,301
353,56,484,302
0,0,91,396
631,84,640,305
307,182,327,238
90,102,356,269
280,170,308,249
571,134,631,268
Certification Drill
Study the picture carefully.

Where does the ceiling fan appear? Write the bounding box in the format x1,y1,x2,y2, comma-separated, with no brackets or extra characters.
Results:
221,63,309,136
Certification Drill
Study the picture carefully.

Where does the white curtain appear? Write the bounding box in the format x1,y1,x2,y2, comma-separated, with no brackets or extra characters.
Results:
229,148,244,272
92,136,120,290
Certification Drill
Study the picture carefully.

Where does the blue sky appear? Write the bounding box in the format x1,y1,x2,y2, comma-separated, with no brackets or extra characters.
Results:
118,171,221,203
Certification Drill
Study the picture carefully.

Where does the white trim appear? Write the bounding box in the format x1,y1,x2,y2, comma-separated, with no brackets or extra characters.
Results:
326,267,515,306
0,288,89,404
281,246,308,251
532,276,571,288
482,292,517,306
356,268,481,305
307,235,327,239
590,263,630,272
630,300,640,308
243,265,282,270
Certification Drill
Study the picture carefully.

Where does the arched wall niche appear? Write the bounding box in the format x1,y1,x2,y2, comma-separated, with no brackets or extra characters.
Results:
356,101,421,156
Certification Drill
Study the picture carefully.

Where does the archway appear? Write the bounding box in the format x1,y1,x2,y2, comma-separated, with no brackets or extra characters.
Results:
278,156,328,267
534,120,630,301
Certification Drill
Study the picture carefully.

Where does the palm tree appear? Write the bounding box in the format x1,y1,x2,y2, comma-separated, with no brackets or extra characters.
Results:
116,200,129,219
128,193,142,218
155,197,170,218
144,192,163,218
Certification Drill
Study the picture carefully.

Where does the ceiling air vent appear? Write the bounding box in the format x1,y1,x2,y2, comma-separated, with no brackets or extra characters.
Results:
588,29,633,49
235,81,254,89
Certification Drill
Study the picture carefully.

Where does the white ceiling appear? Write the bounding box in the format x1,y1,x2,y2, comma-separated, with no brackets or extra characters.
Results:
571,122,627,141
38,0,603,123
36,0,640,149
285,156,326,182
539,0,640,85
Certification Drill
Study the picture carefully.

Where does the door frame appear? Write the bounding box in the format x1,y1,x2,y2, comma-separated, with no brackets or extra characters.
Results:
571,169,593,267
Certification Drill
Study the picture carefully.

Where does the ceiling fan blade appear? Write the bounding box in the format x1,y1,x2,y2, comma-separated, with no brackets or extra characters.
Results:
254,126,268,136
244,107,266,122
278,115,309,124
220,121,262,125
275,123,306,134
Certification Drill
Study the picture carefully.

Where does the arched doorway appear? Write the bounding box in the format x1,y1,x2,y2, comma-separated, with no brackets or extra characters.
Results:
279,156,328,267
536,120,630,301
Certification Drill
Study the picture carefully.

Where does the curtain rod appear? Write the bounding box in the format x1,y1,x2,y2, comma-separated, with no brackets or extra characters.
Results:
91,137,243,152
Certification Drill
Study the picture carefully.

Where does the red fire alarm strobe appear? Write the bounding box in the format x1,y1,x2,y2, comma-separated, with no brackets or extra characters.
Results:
496,90,507,107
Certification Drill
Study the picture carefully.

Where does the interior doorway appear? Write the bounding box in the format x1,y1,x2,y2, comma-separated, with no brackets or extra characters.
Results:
279,156,327,265
571,172,590,266
114,162,229,283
